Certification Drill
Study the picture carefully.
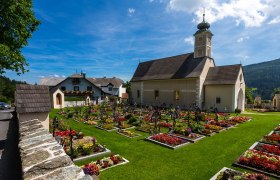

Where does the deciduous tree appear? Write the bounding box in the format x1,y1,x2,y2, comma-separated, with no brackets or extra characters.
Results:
0,0,40,74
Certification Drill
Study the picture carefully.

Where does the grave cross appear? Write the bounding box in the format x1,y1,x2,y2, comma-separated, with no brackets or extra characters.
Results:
69,128,74,161
52,116,58,137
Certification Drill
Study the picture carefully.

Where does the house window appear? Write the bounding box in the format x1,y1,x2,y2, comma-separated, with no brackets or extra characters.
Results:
175,90,180,100
137,90,140,98
108,86,112,91
74,86,79,91
216,97,221,104
154,90,159,100
61,86,66,91
72,78,80,85
87,86,92,91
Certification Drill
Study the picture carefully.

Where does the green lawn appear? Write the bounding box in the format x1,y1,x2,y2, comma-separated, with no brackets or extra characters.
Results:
50,110,280,179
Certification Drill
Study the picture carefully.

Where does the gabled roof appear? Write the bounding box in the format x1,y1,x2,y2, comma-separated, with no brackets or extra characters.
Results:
15,84,51,113
204,64,241,85
87,77,123,87
40,78,65,86
49,76,102,92
40,76,123,88
70,74,84,78
130,53,206,82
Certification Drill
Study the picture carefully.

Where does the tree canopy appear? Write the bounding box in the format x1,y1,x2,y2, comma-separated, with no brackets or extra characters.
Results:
0,0,40,75
245,86,254,104
272,88,280,96
0,75,26,103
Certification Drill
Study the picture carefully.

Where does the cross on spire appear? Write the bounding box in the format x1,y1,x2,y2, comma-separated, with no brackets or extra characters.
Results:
203,8,205,22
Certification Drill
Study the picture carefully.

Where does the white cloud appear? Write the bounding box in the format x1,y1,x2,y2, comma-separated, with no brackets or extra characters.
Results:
243,55,249,59
128,8,135,15
268,16,280,24
237,36,249,43
184,36,194,45
39,75,45,78
54,74,59,78
168,0,280,27
62,75,66,78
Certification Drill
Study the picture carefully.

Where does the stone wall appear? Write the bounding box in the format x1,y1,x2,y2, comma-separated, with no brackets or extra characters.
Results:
18,118,93,180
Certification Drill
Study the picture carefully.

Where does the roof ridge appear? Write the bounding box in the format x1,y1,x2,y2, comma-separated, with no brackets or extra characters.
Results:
139,53,193,64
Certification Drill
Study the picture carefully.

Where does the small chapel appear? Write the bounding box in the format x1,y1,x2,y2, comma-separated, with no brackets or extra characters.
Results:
130,14,245,112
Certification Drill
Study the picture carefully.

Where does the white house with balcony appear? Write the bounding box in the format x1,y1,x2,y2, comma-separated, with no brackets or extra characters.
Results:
40,73,126,108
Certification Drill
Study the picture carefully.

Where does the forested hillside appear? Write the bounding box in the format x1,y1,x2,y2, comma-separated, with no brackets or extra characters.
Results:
243,58,280,100
0,76,26,103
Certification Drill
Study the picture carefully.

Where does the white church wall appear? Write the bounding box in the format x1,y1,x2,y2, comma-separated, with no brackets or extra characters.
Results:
204,85,235,112
234,69,246,111
131,79,197,107
197,57,215,108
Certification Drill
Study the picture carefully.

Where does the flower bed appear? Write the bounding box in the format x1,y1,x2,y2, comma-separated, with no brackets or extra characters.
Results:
96,124,118,132
170,132,205,143
274,125,280,131
207,120,234,128
252,142,280,156
158,122,172,128
116,123,135,130
234,149,280,178
135,124,154,133
210,167,270,180
260,133,280,146
82,154,129,176
84,120,98,126
146,133,189,149
54,133,110,161
196,129,216,136
204,124,224,132
117,130,141,138
230,116,251,123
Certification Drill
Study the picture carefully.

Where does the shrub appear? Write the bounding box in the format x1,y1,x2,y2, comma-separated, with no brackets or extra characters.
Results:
128,117,137,124
125,114,132,120
235,108,241,114
132,121,140,126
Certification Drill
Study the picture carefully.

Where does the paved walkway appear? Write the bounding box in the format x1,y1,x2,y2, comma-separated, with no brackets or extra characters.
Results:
0,110,22,179
242,111,280,115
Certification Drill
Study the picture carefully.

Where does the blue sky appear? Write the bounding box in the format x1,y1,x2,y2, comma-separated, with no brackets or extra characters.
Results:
5,0,280,83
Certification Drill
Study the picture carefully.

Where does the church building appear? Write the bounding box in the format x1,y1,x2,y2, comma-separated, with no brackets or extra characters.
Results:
130,14,245,112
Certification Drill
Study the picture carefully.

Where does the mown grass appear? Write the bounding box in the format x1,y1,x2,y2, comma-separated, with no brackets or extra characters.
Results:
49,110,280,180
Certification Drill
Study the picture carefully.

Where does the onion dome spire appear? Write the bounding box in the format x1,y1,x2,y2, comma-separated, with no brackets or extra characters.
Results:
197,10,210,30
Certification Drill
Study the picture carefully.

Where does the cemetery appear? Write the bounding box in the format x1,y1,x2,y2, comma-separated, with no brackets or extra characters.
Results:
48,101,280,179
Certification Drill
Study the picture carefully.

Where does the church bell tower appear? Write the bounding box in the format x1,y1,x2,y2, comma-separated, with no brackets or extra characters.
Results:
194,12,213,58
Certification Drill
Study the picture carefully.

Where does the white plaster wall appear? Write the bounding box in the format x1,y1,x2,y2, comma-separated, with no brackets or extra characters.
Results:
56,78,102,100
18,112,49,130
204,85,235,112
119,85,126,97
52,89,65,109
64,101,86,107
234,68,246,111
131,79,197,107
131,82,141,104
198,57,215,108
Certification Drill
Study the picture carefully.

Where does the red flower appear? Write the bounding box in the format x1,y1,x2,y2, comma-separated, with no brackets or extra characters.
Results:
158,122,172,128
151,134,184,146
